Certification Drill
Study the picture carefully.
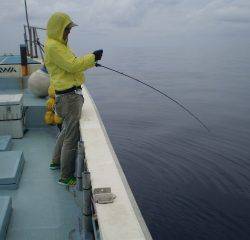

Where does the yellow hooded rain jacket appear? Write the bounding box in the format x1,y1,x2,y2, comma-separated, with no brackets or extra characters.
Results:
44,12,95,91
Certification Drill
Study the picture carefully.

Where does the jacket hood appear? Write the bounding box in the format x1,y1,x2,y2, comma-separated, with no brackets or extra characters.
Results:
46,12,73,44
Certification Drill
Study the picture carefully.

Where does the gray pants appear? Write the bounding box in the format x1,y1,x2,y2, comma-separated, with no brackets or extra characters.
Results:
52,93,84,179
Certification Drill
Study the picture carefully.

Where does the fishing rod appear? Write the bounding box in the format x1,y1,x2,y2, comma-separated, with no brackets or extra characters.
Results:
95,63,210,132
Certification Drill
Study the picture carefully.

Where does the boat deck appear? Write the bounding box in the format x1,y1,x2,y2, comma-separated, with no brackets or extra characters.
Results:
0,52,152,239
0,89,81,240
0,55,40,65
0,128,80,240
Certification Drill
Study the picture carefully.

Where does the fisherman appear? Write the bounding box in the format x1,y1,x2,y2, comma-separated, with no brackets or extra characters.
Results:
44,12,103,186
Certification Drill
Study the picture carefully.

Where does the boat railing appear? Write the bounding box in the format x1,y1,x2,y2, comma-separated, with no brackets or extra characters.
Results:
23,25,45,60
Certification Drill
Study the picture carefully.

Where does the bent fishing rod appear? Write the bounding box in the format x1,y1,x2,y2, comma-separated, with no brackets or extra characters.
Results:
95,63,210,132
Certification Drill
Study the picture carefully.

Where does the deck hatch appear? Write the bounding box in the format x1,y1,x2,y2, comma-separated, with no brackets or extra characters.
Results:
0,151,24,189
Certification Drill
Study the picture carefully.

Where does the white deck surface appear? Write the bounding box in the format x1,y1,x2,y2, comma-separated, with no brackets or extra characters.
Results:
80,86,152,240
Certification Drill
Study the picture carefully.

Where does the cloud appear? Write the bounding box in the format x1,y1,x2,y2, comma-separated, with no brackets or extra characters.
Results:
214,4,250,23
0,0,250,53
2,0,250,30
190,1,250,24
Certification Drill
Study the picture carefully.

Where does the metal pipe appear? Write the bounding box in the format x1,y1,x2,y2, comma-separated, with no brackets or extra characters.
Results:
29,27,33,57
24,0,33,57
82,171,93,234
24,24,46,31
35,29,44,61
23,25,29,56
76,141,84,191
33,28,38,58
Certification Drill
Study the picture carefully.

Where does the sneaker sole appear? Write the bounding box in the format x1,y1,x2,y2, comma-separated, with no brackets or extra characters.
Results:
57,181,68,186
50,167,60,170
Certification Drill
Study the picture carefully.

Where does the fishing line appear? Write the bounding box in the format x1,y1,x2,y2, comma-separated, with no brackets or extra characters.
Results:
95,63,210,132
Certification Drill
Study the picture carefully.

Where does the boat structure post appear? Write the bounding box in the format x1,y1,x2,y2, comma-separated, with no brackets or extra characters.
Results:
76,141,85,191
82,171,93,236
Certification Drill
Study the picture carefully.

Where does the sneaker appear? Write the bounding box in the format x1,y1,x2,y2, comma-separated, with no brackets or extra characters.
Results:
58,176,76,186
49,162,60,170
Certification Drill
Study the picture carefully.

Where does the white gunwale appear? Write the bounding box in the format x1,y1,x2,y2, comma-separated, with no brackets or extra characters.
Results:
80,85,152,240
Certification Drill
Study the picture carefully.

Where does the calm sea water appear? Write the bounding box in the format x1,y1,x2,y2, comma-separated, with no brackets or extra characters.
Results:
85,41,250,240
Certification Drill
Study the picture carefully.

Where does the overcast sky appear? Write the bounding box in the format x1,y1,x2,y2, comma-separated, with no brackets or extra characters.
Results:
1,0,250,54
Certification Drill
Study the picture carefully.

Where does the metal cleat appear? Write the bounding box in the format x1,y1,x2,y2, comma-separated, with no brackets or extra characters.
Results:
93,187,116,204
